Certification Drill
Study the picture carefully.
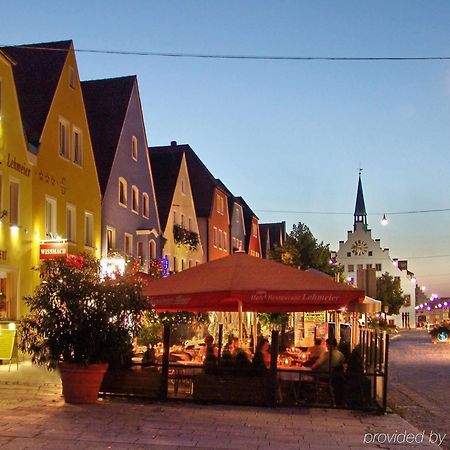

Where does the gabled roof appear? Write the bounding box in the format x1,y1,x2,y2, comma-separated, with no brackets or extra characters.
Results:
259,222,286,258
215,178,236,219
1,41,72,149
149,142,218,218
235,196,259,251
148,147,184,232
81,76,135,195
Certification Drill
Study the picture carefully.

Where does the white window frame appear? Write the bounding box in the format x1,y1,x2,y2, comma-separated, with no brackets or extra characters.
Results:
84,211,94,248
149,240,156,259
9,178,20,227
131,136,138,161
66,203,77,243
142,193,149,218
106,226,116,253
131,185,139,214
45,195,57,237
69,66,75,89
124,232,133,256
58,116,70,159
213,227,218,247
72,126,83,166
118,177,127,207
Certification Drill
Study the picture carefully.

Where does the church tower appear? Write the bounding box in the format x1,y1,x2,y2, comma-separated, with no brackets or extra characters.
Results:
354,171,368,231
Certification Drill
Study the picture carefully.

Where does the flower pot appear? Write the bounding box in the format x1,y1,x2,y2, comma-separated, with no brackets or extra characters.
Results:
59,362,108,404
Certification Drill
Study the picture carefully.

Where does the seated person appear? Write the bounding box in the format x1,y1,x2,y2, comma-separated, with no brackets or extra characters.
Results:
252,338,271,370
199,335,219,359
142,344,156,367
303,338,325,367
311,338,344,372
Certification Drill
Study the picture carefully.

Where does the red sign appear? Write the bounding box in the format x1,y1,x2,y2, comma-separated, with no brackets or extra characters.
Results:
39,242,68,260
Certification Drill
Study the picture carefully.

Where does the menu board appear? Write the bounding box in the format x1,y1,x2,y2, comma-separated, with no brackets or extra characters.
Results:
0,329,17,361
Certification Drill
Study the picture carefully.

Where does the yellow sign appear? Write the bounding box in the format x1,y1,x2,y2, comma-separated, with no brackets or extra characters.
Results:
0,329,17,361
304,312,326,322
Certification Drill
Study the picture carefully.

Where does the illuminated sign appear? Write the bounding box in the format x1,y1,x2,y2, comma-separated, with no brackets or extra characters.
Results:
39,242,68,260
304,312,327,322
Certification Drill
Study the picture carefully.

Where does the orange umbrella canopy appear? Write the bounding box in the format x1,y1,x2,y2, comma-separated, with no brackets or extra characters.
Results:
143,253,364,313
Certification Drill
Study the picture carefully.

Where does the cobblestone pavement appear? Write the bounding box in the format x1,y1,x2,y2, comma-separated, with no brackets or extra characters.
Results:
0,361,443,449
388,329,450,450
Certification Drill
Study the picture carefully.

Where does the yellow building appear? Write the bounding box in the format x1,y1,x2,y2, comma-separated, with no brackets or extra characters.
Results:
149,146,204,271
0,50,34,320
2,41,102,305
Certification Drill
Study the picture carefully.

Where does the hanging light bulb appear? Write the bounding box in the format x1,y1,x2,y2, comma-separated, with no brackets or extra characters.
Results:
381,214,388,226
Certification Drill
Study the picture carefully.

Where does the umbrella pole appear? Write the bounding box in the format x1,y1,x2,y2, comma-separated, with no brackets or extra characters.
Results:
238,301,243,340
253,312,258,352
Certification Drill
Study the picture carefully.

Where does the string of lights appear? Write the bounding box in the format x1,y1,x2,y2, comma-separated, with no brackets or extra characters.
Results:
3,44,450,62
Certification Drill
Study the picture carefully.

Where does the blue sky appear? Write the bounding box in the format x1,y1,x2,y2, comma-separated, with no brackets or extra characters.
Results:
2,1,450,295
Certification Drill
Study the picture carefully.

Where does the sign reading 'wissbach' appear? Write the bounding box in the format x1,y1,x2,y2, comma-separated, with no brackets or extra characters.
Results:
39,242,68,260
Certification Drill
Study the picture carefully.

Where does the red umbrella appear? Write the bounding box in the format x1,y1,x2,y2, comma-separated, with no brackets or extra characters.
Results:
143,253,364,312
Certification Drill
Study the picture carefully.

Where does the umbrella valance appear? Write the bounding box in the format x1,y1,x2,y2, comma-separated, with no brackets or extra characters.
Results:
143,253,364,312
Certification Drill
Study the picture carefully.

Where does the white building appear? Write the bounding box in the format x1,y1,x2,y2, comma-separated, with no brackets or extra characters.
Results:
336,174,416,328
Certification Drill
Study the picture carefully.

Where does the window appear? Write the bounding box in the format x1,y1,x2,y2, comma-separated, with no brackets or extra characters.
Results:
106,227,116,253
357,264,364,270
213,227,218,247
218,229,223,249
69,66,75,88
348,264,354,272
66,204,76,243
59,117,70,159
45,196,57,237
173,211,177,225
72,127,82,166
188,217,192,231
216,194,224,214
149,240,156,259
137,241,144,262
118,178,127,207
376,263,382,272
142,193,149,218
181,214,185,227
252,223,258,237
347,252,351,257
84,211,94,248
181,259,185,271
9,180,19,226
223,232,227,251
368,251,373,257
181,178,185,194
131,186,139,213
366,264,372,269
235,207,240,223
173,256,177,272
131,136,138,161
124,233,133,255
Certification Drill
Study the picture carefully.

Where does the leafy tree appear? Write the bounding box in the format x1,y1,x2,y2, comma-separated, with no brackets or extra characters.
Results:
376,272,404,315
270,222,343,279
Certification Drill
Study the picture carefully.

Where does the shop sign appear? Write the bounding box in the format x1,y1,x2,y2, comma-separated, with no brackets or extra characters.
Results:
304,311,326,322
6,153,31,177
39,242,68,260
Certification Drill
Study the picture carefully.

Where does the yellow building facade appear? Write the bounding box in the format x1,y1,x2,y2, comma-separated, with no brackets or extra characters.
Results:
0,50,34,319
29,43,102,288
1,41,102,313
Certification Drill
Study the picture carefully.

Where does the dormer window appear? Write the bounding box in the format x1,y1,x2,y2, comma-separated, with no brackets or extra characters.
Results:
132,136,138,161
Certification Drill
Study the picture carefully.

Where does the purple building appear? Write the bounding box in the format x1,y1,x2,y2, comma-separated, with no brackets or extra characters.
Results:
82,76,161,269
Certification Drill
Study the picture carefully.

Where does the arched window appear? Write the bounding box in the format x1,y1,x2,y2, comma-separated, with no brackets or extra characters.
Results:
142,193,149,218
131,185,139,213
118,177,127,207
131,136,138,160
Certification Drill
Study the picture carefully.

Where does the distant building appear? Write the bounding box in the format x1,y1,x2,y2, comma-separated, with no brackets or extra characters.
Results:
336,174,416,328
259,221,287,259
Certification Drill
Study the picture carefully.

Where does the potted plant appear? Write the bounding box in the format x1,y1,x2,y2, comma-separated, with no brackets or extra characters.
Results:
19,254,146,404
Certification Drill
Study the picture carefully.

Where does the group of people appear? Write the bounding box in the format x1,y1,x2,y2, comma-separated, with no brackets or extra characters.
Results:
200,334,345,372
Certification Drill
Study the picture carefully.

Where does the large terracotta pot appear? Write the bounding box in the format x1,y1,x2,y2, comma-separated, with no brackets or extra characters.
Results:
58,362,108,404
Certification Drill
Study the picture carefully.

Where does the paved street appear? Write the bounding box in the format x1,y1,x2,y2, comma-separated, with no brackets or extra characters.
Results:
389,329,450,450
0,360,443,449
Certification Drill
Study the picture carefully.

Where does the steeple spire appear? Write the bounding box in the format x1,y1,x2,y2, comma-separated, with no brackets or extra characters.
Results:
354,170,368,230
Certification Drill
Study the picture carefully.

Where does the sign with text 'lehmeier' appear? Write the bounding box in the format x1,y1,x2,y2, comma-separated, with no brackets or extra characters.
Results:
39,242,68,260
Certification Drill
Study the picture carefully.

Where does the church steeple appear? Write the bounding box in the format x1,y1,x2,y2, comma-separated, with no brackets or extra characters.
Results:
354,171,368,230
